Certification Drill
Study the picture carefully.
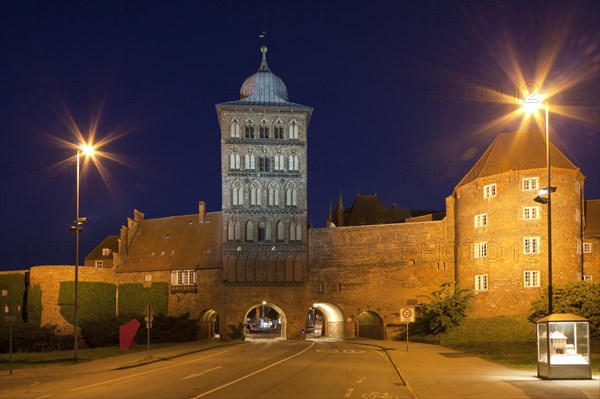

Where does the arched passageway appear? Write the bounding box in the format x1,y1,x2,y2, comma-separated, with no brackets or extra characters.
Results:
311,302,344,339
243,302,287,340
199,309,220,339
356,311,384,340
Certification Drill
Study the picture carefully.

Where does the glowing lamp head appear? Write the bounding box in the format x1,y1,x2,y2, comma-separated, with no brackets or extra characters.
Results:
80,144,95,156
520,93,546,115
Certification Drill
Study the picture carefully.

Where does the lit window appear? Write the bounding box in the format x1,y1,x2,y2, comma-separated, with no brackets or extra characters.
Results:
522,177,539,191
230,152,241,170
524,237,540,254
289,120,299,139
523,206,540,220
171,270,196,286
288,153,299,171
583,275,593,282
144,274,152,282
475,274,488,291
230,119,240,138
102,248,111,256
474,213,487,227
474,242,487,259
524,270,540,287
583,242,591,253
95,260,103,268
483,183,496,198
244,152,256,170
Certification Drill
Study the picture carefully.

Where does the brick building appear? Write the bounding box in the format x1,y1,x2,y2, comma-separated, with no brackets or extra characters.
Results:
3,46,599,340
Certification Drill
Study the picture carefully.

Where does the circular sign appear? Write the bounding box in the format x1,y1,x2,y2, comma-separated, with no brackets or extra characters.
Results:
402,309,413,319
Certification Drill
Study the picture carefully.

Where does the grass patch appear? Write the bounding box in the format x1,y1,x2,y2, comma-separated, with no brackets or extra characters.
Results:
413,316,600,374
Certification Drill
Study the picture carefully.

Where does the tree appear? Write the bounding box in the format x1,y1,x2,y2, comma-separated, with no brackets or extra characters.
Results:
413,282,474,335
528,282,600,340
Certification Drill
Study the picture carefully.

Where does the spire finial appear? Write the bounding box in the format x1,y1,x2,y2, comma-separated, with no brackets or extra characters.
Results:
258,30,270,72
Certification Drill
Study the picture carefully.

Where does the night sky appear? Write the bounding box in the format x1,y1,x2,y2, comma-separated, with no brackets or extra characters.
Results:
1,1,598,270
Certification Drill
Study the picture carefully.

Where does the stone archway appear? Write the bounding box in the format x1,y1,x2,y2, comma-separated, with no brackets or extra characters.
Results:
198,309,219,339
356,311,384,340
312,302,344,339
243,302,288,340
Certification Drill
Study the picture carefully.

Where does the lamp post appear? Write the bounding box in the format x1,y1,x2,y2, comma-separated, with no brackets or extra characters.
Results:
526,100,553,315
69,144,94,362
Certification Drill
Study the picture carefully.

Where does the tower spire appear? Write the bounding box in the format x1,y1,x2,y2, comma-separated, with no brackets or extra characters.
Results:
258,30,270,72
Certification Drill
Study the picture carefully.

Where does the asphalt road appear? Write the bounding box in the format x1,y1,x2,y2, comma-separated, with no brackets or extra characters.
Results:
1,341,411,399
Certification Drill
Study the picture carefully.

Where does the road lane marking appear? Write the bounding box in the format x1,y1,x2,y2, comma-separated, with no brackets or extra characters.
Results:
179,366,223,381
68,348,231,392
345,387,354,397
356,377,366,383
33,395,51,399
191,341,315,399
316,349,365,353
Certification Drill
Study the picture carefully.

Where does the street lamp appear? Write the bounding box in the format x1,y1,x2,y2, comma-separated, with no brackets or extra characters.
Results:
521,99,553,315
69,143,95,362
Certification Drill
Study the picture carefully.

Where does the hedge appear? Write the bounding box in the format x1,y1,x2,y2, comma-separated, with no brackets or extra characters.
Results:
26,284,42,327
118,283,168,317
0,273,26,319
58,282,116,324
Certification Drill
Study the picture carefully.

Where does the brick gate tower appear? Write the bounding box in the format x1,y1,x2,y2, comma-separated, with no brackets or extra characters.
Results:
216,45,313,284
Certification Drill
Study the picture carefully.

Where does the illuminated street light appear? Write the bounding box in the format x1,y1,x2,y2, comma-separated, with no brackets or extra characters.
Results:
70,143,95,362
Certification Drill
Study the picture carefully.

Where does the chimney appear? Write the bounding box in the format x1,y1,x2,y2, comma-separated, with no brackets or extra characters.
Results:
199,201,206,222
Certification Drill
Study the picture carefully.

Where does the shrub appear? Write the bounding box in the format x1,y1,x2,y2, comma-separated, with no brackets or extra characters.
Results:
118,283,168,317
412,282,474,335
0,321,72,353
58,282,116,324
528,281,600,340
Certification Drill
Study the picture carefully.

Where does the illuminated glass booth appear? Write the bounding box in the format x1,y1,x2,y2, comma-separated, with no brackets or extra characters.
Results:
537,314,591,379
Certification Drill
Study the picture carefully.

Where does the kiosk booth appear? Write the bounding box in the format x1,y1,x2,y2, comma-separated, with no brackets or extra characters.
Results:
537,313,592,379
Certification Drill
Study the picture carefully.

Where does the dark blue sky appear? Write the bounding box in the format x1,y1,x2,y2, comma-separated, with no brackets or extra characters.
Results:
1,1,598,270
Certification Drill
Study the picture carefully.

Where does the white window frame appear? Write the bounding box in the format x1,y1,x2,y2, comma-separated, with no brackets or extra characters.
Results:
583,275,593,282
583,242,591,253
523,206,540,220
475,274,488,291
230,119,240,138
522,177,539,191
474,242,487,259
289,120,299,139
101,248,111,256
95,260,103,268
524,270,540,287
483,183,496,198
171,270,196,286
474,213,487,227
524,237,540,254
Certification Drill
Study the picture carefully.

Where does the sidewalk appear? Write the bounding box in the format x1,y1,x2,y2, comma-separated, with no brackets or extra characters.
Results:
351,339,600,399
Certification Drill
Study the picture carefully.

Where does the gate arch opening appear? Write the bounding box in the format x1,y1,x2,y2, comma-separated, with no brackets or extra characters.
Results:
243,302,287,340
356,311,384,340
311,302,344,339
199,309,220,340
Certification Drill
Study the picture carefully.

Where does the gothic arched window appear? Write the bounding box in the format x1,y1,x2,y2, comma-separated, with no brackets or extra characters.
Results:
288,153,299,171
230,119,240,138
245,152,256,170
228,220,241,241
259,119,269,139
276,221,285,242
246,220,255,242
274,120,284,139
289,221,297,241
274,153,284,171
289,120,298,139
268,182,280,207
286,187,297,207
259,155,271,172
229,152,240,170
250,181,262,207
232,181,244,206
245,120,255,139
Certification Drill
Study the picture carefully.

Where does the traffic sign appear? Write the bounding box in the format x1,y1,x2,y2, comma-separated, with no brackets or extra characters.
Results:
400,308,415,323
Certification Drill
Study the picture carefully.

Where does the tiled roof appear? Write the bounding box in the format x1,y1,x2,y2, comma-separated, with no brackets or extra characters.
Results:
344,195,441,226
457,131,579,188
117,212,222,272
85,235,119,261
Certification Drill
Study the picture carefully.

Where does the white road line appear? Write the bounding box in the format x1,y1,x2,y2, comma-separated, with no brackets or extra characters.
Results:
345,387,354,397
356,376,366,383
68,348,231,392
192,342,316,399
33,395,51,399
179,366,223,381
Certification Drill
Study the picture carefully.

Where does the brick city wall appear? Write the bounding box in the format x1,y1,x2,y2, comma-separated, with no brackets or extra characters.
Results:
29,265,116,334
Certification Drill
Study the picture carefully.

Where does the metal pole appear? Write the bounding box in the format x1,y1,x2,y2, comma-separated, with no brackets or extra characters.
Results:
74,150,80,363
546,102,553,315
406,323,409,352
